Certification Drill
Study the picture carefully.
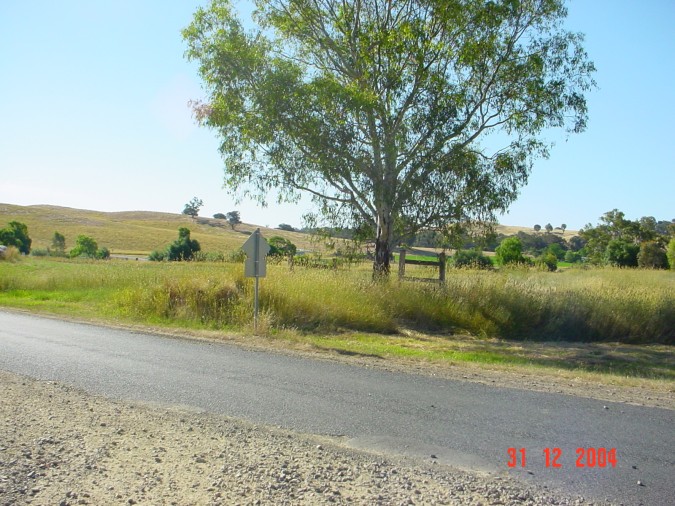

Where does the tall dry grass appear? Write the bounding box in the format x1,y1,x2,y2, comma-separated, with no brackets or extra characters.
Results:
0,258,673,343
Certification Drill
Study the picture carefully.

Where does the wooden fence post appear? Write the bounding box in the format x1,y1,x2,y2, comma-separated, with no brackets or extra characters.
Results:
398,248,406,280
438,251,446,283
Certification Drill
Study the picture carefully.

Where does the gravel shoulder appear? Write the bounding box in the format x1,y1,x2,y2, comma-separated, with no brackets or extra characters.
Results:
1,370,603,506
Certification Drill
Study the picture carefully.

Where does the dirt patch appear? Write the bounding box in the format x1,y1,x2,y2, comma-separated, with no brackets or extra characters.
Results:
1,371,606,506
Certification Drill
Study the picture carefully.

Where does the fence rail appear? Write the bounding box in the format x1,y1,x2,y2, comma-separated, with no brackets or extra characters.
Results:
398,249,446,283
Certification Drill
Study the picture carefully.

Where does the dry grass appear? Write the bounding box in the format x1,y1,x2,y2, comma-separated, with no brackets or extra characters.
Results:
0,203,316,254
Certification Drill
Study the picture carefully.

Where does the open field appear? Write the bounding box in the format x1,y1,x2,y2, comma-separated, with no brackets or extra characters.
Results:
0,257,673,389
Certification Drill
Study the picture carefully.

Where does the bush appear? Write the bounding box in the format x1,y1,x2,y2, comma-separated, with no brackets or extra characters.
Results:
605,239,639,267
268,236,297,257
97,247,111,260
149,228,201,262
70,235,99,258
0,245,20,262
452,249,492,269
30,248,51,257
668,238,675,271
148,250,166,262
536,251,558,272
495,237,525,265
564,250,583,264
637,241,668,269
0,221,32,254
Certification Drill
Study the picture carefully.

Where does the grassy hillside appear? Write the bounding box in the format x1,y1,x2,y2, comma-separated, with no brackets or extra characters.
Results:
0,204,317,255
1,203,578,256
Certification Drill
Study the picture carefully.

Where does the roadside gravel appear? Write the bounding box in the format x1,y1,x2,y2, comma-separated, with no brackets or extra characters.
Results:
1,371,603,506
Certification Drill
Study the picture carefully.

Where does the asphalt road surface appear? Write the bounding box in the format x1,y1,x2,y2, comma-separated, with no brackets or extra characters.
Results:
1,311,673,505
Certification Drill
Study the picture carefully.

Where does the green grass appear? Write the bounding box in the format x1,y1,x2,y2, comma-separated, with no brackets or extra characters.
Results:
1,257,673,381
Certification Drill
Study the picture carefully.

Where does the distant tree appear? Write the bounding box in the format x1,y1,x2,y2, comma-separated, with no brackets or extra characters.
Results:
495,237,526,266
268,236,297,257
533,224,541,234
213,213,226,220
226,211,241,230
166,228,201,261
605,239,639,267
277,223,295,232
182,197,204,219
0,221,32,254
545,223,553,234
51,231,66,254
637,241,668,269
547,243,566,261
561,224,567,235
452,249,492,270
70,235,99,258
568,235,586,252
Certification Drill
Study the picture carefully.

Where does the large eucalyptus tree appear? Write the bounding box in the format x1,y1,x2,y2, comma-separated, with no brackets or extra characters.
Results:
184,0,594,274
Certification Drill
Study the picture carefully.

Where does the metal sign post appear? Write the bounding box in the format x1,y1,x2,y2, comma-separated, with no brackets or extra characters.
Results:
241,228,270,332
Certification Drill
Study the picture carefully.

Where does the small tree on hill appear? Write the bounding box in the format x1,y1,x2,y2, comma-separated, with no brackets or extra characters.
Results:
182,197,204,219
213,213,226,220
545,223,553,234
533,224,541,234
226,211,241,230
51,232,66,255
277,223,295,232
560,224,567,235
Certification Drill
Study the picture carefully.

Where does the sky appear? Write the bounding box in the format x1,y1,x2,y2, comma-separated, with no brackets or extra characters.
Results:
1,0,673,231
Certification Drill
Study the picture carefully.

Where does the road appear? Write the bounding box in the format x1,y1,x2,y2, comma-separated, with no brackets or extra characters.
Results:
1,310,673,505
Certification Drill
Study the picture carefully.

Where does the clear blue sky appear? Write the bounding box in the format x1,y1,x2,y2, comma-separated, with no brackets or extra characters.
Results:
1,1,673,231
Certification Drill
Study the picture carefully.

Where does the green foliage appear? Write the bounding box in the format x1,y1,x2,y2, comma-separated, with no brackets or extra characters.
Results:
580,209,670,266
605,239,639,267
51,231,66,254
668,238,675,271
495,237,525,266
545,223,553,234
277,223,295,232
268,236,297,257
70,235,100,258
452,249,493,270
533,224,541,233
148,250,166,262
564,250,583,264
182,197,203,218
166,228,201,261
183,0,595,273
226,211,241,230
638,241,668,269
97,247,111,260
213,213,226,220
547,243,566,261
0,221,32,254
537,251,558,272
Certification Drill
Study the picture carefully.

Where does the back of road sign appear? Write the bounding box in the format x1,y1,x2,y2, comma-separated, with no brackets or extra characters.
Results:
242,228,270,277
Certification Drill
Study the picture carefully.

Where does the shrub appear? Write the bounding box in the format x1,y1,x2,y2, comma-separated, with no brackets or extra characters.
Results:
213,213,226,220
0,221,32,254
453,249,492,269
51,232,66,254
495,237,525,265
0,245,20,262
536,251,558,272
97,247,111,260
668,238,675,271
167,228,201,261
268,236,297,257
70,235,99,258
30,248,51,257
148,250,166,262
637,241,668,269
564,250,583,263
605,239,639,267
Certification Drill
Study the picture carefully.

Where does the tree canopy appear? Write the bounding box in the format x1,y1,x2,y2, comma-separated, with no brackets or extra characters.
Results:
183,197,204,219
184,0,595,273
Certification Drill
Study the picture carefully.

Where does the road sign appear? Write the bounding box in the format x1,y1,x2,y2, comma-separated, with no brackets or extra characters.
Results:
242,228,270,278
241,229,270,332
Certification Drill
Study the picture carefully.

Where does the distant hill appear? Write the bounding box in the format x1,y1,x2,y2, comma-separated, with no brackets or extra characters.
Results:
0,203,578,255
0,204,316,255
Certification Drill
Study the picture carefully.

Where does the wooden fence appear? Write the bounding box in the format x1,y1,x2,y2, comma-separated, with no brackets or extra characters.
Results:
398,249,446,283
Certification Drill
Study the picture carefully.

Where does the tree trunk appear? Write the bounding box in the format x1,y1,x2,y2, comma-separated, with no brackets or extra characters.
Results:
373,210,393,277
